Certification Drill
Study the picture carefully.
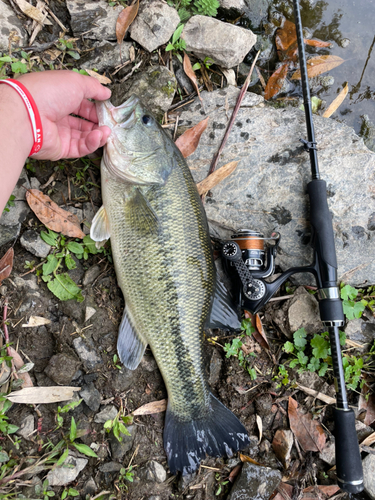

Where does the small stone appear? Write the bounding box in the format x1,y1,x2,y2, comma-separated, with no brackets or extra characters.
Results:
339,38,350,48
0,0,28,51
30,177,41,190
319,439,335,466
99,461,123,473
0,201,29,226
46,452,88,486
146,460,167,483
129,0,180,53
79,382,101,412
94,405,118,423
66,0,123,40
44,354,81,386
356,421,374,442
83,265,101,287
83,202,96,235
110,425,137,461
288,286,322,334
82,477,97,497
0,224,20,247
20,230,51,258
73,337,103,372
80,40,131,72
345,318,375,346
228,462,282,500
11,168,31,201
85,306,97,322
363,453,375,500
209,349,223,386
16,415,35,441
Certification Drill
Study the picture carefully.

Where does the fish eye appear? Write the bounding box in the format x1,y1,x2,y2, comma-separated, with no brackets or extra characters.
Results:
142,115,152,125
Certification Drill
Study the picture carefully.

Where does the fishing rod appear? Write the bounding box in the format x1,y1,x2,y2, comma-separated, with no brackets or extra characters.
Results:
221,0,364,493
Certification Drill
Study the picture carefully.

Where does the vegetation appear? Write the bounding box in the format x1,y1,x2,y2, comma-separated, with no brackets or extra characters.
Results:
223,318,257,380
167,0,220,21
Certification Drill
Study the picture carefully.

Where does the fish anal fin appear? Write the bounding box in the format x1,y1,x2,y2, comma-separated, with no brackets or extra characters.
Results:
117,308,147,370
90,205,110,248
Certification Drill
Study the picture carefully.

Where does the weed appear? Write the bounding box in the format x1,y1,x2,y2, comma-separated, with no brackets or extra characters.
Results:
56,38,80,62
61,487,80,499
118,465,135,493
167,0,220,21
113,354,122,370
55,399,83,430
104,409,133,443
192,56,215,71
340,284,366,320
2,195,15,214
215,472,229,496
165,25,186,62
223,318,257,380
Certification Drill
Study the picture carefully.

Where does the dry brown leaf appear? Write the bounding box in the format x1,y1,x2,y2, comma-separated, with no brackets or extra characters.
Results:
85,69,111,85
273,483,293,500
297,383,336,405
265,63,289,100
244,310,270,350
272,429,293,466
116,0,139,44
304,39,332,48
239,453,263,466
22,316,51,327
303,485,340,499
228,464,242,482
183,52,202,102
291,55,344,80
196,161,238,196
14,0,52,24
322,82,349,118
0,248,14,286
288,396,326,452
133,399,167,416
276,19,297,52
175,117,209,158
26,189,85,239
256,414,263,443
8,347,33,388
7,386,80,404
360,431,375,447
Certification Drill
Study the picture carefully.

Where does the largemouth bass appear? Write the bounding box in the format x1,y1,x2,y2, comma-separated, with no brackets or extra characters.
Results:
91,95,249,474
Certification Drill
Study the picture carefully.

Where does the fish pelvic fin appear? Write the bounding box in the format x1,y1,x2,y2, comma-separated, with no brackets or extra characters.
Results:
117,308,148,370
205,278,241,331
164,393,249,475
90,205,110,248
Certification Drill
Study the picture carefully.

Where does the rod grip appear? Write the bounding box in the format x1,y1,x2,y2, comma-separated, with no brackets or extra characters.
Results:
334,408,364,493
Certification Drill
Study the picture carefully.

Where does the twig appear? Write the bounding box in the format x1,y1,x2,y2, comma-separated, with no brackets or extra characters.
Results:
2,299,17,379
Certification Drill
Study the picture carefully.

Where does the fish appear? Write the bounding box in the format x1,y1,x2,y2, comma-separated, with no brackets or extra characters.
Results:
90,95,249,475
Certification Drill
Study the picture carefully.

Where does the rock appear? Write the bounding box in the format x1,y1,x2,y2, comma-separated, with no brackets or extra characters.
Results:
83,265,101,287
228,462,282,500
30,176,41,190
79,382,101,412
272,429,293,467
46,452,88,486
0,0,28,51
129,0,180,53
73,337,103,371
287,287,321,334
0,224,20,247
109,424,137,461
20,230,51,258
99,461,123,473
360,115,375,153
80,40,132,72
179,87,375,286
66,0,123,40
11,168,30,201
85,306,97,322
255,394,274,430
363,453,375,500
16,415,35,441
0,201,29,226
94,404,118,423
209,348,223,386
22,476,42,498
145,460,167,483
355,420,374,442
345,318,375,346
44,354,81,385
182,16,256,69
319,438,335,466
82,477,97,497
218,0,271,30
110,65,177,120
83,202,96,235
111,366,135,391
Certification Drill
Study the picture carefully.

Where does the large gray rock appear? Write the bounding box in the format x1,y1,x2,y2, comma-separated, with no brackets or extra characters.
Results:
218,0,271,30
363,453,375,500
129,0,180,53
0,0,27,51
179,86,375,286
80,40,132,72
66,0,123,40
182,16,256,69
228,462,282,500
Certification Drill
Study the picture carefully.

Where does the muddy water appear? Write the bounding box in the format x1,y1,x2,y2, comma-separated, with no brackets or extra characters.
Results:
275,0,375,134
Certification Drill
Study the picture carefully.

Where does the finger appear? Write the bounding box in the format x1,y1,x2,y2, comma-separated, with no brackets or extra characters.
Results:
79,74,112,102
68,115,97,133
66,129,107,158
72,99,99,123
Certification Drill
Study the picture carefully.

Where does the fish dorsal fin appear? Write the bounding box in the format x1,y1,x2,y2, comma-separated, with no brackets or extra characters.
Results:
117,308,148,370
90,205,110,248
125,188,159,235
205,278,241,331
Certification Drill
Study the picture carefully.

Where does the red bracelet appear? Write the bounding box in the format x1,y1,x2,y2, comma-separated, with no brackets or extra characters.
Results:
0,78,43,156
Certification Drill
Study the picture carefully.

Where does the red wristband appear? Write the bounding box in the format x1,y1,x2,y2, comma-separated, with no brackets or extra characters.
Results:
0,78,43,156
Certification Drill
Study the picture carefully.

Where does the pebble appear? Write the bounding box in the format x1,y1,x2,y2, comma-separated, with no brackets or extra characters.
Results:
73,337,103,371
145,460,167,483
110,425,137,461
287,287,322,334
99,461,123,473
363,453,375,500
44,353,81,386
79,382,101,412
209,349,223,386
20,230,51,258
345,318,375,346
16,415,35,441
0,0,27,51
82,477,97,497
228,462,282,500
67,0,123,40
83,265,101,287
319,439,335,466
46,453,88,486
94,405,118,424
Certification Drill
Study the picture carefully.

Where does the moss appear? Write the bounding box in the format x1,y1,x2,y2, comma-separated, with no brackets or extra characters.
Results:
161,81,177,97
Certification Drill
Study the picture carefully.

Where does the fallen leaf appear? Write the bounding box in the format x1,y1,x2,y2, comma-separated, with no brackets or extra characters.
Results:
256,414,263,443
85,69,112,85
22,316,51,327
7,386,80,404
273,483,293,500
8,347,33,388
322,82,349,117
175,117,209,158
196,161,238,196
228,464,242,482
288,396,326,452
0,248,14,286
360,431,375,447
304,39,332,48
183,52,202,103
303,485,340,499
265,63,288,100
116,0,139,44
291,55,344,79
297,383,336,405
244,310,270,350
239,453,263,466
276,20,297,52
14,0,52,25
133,399,167,416
272,429,294,467
26,189,85,239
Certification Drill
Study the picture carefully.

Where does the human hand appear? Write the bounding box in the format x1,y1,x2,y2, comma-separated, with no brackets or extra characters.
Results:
18,70,112,161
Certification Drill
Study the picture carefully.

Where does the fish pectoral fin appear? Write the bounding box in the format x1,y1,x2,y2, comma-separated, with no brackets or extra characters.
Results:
117,308,148,370
90,205,110,248
205,278,241,331
125,188,159,235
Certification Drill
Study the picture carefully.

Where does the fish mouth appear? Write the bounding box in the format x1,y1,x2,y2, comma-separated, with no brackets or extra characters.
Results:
96,94,139,129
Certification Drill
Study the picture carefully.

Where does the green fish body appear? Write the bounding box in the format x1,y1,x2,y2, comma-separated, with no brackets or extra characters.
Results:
91,96,249,474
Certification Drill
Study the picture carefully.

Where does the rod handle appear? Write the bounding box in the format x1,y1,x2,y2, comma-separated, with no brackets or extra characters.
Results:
334,408,364,493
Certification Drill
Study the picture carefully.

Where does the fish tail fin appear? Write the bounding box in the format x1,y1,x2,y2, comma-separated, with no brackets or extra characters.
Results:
164,392,249,475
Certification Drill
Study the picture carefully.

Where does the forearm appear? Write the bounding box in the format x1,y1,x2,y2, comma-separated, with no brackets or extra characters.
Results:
0,84,33,214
